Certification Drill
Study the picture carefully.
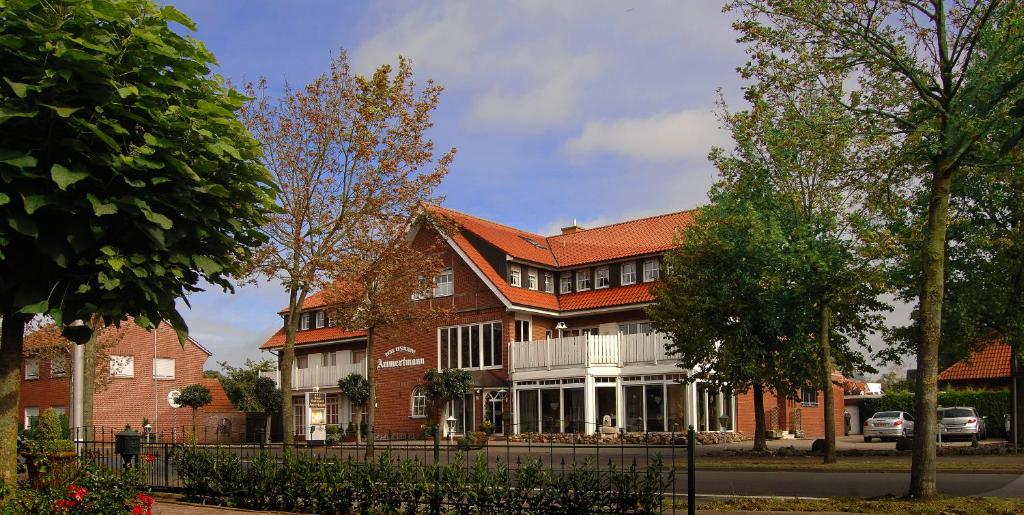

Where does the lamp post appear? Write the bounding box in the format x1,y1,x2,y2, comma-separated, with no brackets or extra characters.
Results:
555,321,567,338
446,415,457,445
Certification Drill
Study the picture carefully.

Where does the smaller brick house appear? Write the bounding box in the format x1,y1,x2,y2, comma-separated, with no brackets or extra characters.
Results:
20,320,245,441
938,341,1013,391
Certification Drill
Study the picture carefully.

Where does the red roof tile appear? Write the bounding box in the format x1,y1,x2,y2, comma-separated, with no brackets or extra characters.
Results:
547,210,695,266
260,326,367,350
277,291,331,315
200,377,236,412
558,283,656,311
431,206,557,266
448,231,560,311
938,342,1012,381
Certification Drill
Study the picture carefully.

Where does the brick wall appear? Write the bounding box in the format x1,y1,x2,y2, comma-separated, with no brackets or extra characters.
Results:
735,382,846,438
18,354,71,428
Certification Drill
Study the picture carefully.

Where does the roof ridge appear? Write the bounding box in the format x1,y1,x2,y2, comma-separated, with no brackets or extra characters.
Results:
432,205,549,240
545,208,699,239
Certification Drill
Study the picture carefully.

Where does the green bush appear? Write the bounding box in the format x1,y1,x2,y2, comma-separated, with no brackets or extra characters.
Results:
0,459,150,513
860,390,1011,436
172,444,672,514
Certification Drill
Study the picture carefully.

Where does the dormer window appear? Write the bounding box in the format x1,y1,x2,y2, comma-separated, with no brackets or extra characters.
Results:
643,259,660,282
300,312,311,330
621,262,637,285
543,272,554,293
527,269,538,290
510,264,522,287
560,273,572,293
315,310,326,329
595,267,609,289
576,269,591,291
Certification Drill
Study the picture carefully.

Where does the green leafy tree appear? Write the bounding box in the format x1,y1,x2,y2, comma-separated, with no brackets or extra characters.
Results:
218,360,280,441
649,190,817,452
728,0,1024,496
0,0,273,482
421,368,472,434
177,383,212,434
337,373,369,444
712,82,889,463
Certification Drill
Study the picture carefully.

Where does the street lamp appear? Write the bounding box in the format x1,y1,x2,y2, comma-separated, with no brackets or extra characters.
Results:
445,415,457,444
555,322,567,338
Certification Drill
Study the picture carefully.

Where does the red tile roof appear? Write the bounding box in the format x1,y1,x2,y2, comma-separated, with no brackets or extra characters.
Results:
938,342,1012,381
277,291,331,315
260,326,367,350
200,377,236,412
558,283,656,311
431,205,557,266
547,210,696,266
449,231,560,311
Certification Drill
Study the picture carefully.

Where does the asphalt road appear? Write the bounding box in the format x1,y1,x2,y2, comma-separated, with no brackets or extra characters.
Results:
684,470,1024,498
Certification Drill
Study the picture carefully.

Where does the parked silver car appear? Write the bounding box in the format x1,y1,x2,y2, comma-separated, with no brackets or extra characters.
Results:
938,407,986,441
863,411,915,442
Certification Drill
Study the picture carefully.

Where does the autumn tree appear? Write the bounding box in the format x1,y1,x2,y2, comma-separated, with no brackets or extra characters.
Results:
218,360,281,441
323,210,454,458
712,82,889,463
728,0,1024,496
0,0,273,483
240,52,454,448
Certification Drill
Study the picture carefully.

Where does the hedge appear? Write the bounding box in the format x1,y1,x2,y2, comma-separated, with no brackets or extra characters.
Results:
860,390,1011,437
171,445,671,514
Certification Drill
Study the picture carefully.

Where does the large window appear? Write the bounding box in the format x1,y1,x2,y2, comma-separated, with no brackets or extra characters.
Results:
439,322,503,369
515,319,531,342
560,273,572,293
24,359,39,380
24,407,39,430
412,389,427,418
516,378,586,435
543,272,554,293
576,269,591,291
527,269,538,290
434,269,453,297
624,377,688,433
618,321,653,335
109,355,134,378
518,390,539,433
510,264,522,287
643,259,660,282
153,358,175,379
50,356,66,378
801,387,818,406
595,267,610,289
621,262,637,285
326,394,339,425
293,396,305,436
541,390,561,433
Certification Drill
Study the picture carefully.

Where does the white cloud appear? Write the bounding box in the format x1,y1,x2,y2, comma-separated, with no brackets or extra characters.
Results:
563,109,730,162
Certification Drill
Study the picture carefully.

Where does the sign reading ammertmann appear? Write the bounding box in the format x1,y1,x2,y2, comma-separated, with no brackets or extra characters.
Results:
377,346,425,369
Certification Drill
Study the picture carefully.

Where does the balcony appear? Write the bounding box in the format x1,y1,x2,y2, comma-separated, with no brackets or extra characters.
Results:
260,361,366,390
509,332,675,372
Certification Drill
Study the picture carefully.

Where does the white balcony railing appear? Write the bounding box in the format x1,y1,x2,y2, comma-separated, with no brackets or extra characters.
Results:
510,332,673,372
260,361,366,390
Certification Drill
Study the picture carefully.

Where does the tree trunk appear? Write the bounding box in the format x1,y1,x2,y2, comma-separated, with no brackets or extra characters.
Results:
280,287,307,450
264,413,272,444
82,328,97,441
1012,343,1023,450
355,406,362,445
819,303,837,464
365,327,376,460
752,383,769,452
909,169,953,499
0,310,28,485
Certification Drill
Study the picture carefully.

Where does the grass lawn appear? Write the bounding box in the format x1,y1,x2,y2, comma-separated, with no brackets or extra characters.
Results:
697,496,1024,514
690,454,1024,473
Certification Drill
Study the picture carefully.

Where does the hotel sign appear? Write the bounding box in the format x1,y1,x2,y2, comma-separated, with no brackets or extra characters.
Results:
377,346,425,369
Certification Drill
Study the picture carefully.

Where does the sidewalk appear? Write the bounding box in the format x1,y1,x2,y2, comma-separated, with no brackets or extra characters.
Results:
153,495,295,515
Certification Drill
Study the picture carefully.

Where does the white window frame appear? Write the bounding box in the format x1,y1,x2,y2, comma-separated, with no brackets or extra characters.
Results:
24,358,39,380
296,354,309,370
560,273,572,293
527,268,538,290
438,321,503,370
434,268,454,297
595,267,610,289
621,262,637,285
543,272,554,293
576,269,591,291
300,312,311,330
411,389,428,418
50,356,66,378
643,259,660,282
315,310,326,328
24,407,39,430
153,357,175,379
110,355,134,378
509,264,522,287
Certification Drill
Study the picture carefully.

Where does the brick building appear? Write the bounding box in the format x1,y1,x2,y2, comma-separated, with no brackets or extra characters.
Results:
20,320,242,440
260,205,844,440
938,341,1013,391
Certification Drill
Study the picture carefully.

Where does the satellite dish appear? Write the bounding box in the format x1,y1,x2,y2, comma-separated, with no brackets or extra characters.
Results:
167,389,181,409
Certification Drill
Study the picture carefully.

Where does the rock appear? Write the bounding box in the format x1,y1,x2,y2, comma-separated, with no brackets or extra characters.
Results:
810,439,827,453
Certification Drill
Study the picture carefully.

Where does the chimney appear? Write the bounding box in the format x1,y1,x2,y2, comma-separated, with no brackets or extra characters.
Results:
560,218,582,235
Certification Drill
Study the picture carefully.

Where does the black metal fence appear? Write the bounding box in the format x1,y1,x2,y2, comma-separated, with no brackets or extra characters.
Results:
70,425,700,514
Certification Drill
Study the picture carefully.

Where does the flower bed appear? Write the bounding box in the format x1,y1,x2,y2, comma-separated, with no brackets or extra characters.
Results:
1,460,152,514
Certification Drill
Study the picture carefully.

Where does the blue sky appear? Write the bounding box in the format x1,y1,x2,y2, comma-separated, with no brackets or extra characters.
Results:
167,1,786,369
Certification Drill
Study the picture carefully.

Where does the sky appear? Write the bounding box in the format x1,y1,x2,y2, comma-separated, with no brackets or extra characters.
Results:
169,1,910,375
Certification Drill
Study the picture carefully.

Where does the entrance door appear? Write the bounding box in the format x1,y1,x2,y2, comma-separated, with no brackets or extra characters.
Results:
449,394,475,435
484,391,505,435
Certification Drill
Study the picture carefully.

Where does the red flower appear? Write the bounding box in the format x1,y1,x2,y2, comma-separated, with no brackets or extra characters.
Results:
67,484,87,502
145,453,155,463
55,498,76,511
132,505,143,515
137,493,154,506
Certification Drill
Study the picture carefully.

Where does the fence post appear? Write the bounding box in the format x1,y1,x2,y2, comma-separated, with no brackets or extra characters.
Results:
687,425,695,515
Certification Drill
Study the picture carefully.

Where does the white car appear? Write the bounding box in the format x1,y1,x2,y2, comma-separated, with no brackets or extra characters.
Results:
863,411,915,442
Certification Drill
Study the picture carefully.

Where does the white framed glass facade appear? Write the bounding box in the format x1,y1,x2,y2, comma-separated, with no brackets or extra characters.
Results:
439,321,503,369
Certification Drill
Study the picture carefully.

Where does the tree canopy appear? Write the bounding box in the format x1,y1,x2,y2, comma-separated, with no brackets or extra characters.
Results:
218,360,280,415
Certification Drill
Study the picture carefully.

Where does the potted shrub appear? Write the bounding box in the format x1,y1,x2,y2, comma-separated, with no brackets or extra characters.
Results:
23,408,77,488
480,419,495,437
